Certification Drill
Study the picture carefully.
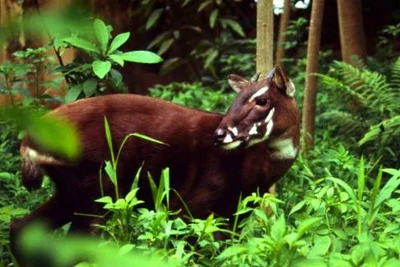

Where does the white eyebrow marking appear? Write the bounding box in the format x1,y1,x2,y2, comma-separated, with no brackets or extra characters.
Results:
228,127,238,137
249,124,258,135
269,138,298,160
248,86,269,102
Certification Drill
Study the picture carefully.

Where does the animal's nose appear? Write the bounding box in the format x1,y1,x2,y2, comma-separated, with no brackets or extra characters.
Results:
214,128,227,144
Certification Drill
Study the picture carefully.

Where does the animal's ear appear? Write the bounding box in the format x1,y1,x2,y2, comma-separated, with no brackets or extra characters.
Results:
269,66,296,97
227,74,249,93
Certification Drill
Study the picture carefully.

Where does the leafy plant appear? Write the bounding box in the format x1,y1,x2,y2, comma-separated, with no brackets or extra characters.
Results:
317,58,400,167
57,18,163,102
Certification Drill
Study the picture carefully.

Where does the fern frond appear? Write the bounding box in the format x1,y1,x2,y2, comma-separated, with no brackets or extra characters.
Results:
359,115,400,146
390,57,400,90
319,110,368,137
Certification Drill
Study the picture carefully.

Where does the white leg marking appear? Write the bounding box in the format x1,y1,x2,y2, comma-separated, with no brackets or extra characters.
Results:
24,147,65,165
269,138,298,160
248,86,269,103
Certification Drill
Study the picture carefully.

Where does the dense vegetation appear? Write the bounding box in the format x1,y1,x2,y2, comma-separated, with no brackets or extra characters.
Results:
1,7,400,267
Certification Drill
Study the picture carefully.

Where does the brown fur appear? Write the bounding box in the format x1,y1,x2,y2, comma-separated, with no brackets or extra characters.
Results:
10,68,299,264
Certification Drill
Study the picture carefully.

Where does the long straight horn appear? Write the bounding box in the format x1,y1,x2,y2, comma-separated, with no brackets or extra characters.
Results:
250,72,260,82
266,67,276,80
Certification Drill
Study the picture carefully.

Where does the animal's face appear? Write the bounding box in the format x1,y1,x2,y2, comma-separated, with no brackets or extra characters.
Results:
214,66,297,150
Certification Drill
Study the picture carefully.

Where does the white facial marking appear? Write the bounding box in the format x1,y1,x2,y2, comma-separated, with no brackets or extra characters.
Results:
222,134,233,144
222,140,242,150
248,86,269,103
249,124,258,135
247,120,274,148
24,147,64,165
269,138,298,160
265,108,275,123
228,127,238,137
257,122,262,126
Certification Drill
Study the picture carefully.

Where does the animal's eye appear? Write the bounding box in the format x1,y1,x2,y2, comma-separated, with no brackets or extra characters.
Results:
255,98,268,106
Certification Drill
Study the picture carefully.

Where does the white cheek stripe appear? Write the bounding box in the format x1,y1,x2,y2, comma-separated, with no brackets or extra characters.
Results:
247,120,274,147
249,124,258,135
269,138,298,160
265,108,275,123
248,86,269,103
222,134,233,144
228,127,238,137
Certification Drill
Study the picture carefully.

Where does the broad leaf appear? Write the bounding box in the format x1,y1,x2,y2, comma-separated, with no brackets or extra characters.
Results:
209,10,219,28
93,19,109,54
109,32,130,54
65,84,82,103
122,51,163,64
92,60,111,79
83,79,98,97
63,37,99,53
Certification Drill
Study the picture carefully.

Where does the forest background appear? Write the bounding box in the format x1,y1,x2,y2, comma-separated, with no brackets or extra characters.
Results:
0,0,400,266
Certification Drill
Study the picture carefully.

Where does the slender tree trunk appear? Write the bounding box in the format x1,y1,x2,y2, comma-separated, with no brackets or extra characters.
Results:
256,0,275,194
275,0,291,67
256,0,273,76
302,0,325,151
337,0,366,64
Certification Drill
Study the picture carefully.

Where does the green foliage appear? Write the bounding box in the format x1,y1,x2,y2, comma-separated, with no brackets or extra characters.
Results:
317,59,400,167
150,82,235,113
58,18,162,102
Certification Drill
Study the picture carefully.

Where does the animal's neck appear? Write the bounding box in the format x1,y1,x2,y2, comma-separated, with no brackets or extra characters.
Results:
267,129,299,161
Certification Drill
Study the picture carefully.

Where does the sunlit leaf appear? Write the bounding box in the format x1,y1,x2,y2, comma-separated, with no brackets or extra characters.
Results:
93,19,109,54
109,32,130,54
122,51,163,64
92,60,111,79
63,37,99,53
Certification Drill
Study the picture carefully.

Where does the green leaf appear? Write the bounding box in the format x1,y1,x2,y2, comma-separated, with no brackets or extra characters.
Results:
158,39,174,55
109,54,124,66
104,160,116,185
65,84,82,103
146,9,163,30
63,37,99,53
118,244,134,256
92,60,111,79
209,10,219,28
298,217,322,237
109,32,130,54
82,79,97,97
271,214,286,241
198,0,212,12
204,49,218,69
0,172,12,179
216,245,248,260
1,108,81,160
93,19,109,53
131,133,169,146
223,19,245,37
95,196,113,204
122,51,163,64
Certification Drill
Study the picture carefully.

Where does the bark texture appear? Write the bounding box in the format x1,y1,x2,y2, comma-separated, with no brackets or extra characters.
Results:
275,0,291,67
337,0,367,63
302,0,325,151
256,0,273,76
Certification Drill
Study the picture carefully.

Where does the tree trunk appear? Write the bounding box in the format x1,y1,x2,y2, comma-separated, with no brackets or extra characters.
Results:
256,0,275,193
275,0,291,67
337,0,367,64
256,0,273,76
302,0,325,151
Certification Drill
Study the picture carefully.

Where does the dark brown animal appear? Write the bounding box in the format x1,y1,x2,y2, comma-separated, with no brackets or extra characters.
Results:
10,66,299,262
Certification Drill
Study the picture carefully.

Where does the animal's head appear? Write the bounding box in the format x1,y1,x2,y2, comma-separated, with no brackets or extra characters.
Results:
214,66,298,150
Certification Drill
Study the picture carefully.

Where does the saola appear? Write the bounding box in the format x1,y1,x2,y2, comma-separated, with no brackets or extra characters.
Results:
10,66,299,263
